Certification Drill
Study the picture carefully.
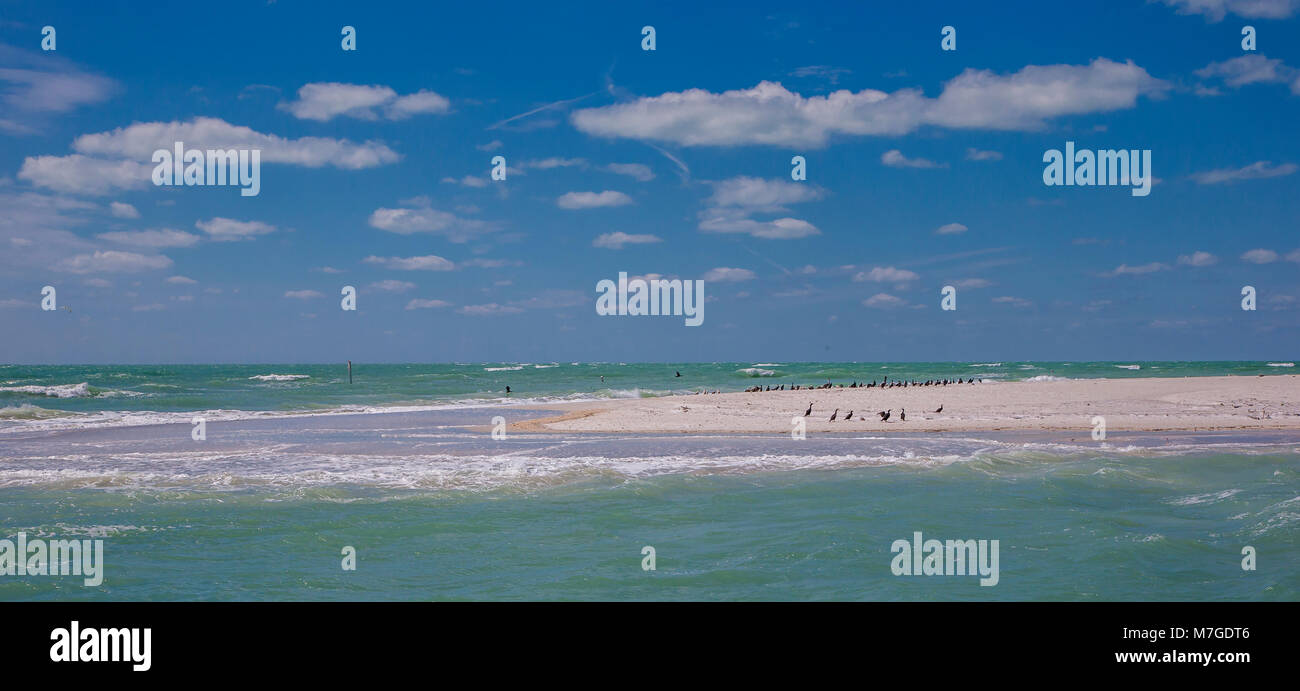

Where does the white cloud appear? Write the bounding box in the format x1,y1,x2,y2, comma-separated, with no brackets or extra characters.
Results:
965,148,1003,161
56,250,173,274
604,163,655,181
406,298,452,310
863,293,906,308
278,83,450,121
109,201,140,219
1160,0,1299,21
0,46,116,117
195,217,277,241
593,232,663,249
952,278,991,289
556,190,633,209
1195,55,1296,89
98,228,200,248
368,198,491,242
18,155,153,195
882,149,946,169
853,266,919,282
1107,262,1170,276
71,117,401,168
571,60,1167,147
523,157,586,170
1286,249,1300,263
698,176,823,240
441,175,488,188
362,255,456,271
166,275,197,284
1177,251,1218,267
367,280,416,293
935,222,968,235
702,267,756,282
1241,248,1278,264
992,295,1033,307
1191,161,1296,184
458,303,524,316
284,290,323,299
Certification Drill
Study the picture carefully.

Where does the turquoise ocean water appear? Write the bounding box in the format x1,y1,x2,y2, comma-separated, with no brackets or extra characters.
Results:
0,362,1297,600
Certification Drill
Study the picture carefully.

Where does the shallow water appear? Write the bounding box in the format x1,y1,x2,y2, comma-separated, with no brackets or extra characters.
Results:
1,406,1295,600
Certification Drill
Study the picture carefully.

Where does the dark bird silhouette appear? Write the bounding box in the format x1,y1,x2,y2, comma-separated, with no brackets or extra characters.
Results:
900,409,906,422
879,409,891,421
829,408,838,421
845,410,853,420
675,371,681,377
934,404,943,413
804,402,813,417
505,386,511,394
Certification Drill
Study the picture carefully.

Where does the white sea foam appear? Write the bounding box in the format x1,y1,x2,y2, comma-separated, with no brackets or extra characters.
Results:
0,382,96,398
1267,362,1295,367
1022,375,1072,382
970,363,1002,367
1115,364,1141,370
738,368,775,377
248,374,310,382
483,366,524,372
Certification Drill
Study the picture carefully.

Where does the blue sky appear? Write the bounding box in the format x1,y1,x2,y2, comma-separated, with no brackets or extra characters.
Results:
1,0,1298,363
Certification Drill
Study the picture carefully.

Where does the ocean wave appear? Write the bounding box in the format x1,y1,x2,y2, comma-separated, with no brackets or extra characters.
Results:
248,374,310,382
970,363,1002,367
751,363,782,367
1115,364,1141,370
0,404,78,420
0,382,98,398
1267,362,1295,367
1022,375,1072,382
738,368,775,377
483,366,524,372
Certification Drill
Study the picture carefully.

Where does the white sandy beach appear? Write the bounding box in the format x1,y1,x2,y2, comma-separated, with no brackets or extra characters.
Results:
513,375,1300,435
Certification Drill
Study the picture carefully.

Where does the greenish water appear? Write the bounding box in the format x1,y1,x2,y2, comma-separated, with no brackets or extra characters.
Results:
0,363,1296,600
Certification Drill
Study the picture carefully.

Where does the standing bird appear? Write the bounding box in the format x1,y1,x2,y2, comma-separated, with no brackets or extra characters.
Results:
845,410,854,420
804,402,813,417
900,409,906,422
676,371,681,377
879,409,891,422
505,386,512,394
934,404,943,413
829,408,838,421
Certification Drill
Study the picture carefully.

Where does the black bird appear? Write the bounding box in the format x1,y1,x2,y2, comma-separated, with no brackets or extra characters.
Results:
845,410,854,420
829,408,838,421
899,409,906,421
804,402,813,417
934,404,943,413
878,409,890,421
676,371,681,377
505,386,511,394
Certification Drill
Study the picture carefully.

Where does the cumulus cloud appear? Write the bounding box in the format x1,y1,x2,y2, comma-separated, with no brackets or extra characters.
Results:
1107,262,1170,276
992,296,1033,307
604,163,655,181
1195,55,1297,90
367,280,416,293
1190,160,1296,184
702,267,756,282
935,222,968,235
109,201,140,219
368,197,491,242
1159,0,1299,21
863,293,906,308
853,266,919,282
284,290,323,299
882,149,946,169
571,60,1168,148
1241,248,1278,264
405,298,452,310
98,228,200,248
21,117,402,195
556,190,633,209
56,250,173,274
165,275,197,284
952,278,991,289
278,82,450,121
1177,251,1218,266
458,303,524,316
362,255,456,271
965,148,1003,161
195,217,276,241
698,176,823,240
593,232,663,249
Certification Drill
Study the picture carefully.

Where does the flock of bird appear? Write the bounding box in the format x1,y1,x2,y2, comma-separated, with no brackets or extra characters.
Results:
745,376,979,393
803,401,942,423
